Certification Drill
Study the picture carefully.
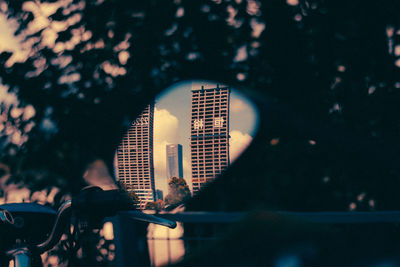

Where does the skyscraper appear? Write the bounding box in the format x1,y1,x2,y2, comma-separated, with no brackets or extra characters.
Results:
115,104,155,209
190,85,230,194
166,144,184,179
156,189,164,201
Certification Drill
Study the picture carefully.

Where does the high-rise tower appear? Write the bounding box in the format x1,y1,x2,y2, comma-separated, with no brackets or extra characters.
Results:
166,144,184,179
116,104,155,209
190,85,230,194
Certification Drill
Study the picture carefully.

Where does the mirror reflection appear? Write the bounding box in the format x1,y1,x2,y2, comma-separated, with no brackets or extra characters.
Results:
115,81,258,210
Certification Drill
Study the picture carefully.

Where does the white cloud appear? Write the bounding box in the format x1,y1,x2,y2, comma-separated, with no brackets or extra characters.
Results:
230,98,247,113
230,130,253,162
154,108,179,143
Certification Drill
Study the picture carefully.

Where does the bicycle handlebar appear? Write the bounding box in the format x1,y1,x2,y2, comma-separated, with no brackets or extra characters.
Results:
34,188,176,255
0,208,14,225
36,200,72,254
72,187,133,216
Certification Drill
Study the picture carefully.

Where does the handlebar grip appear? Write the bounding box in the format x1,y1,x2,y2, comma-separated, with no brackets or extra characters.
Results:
72,187,135,217
72,187,177,228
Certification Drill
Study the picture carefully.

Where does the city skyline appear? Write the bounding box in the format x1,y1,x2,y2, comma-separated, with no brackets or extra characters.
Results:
153,81,258,194
114,81,258,203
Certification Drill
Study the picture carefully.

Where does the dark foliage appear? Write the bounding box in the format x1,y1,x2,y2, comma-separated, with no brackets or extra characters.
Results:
2,0,400,265
1,0,400,211
165,177,191,206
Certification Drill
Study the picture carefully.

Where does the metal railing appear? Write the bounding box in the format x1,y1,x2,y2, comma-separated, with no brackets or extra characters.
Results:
157,210,400,224
145,210,400,266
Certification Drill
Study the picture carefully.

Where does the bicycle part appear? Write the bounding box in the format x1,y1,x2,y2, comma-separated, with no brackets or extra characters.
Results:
6,247,30,267
0,209,14,225
119,211,176,228
35,200,72,254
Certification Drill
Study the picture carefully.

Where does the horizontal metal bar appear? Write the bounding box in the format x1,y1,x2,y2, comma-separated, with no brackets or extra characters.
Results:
279,211,400,223
119,211,177,228
155,211,400,224
147,237,217,241
156,212,244,223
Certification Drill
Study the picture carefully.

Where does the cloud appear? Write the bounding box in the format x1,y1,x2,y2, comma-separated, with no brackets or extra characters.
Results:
230,98,247,113
154,108,179,143
153,108,180,192
230,130,253,162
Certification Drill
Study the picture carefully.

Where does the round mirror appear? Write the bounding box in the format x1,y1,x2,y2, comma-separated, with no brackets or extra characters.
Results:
114,81,259,210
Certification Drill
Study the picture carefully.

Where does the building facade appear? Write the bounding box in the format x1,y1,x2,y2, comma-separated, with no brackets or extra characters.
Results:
115,104,155,209
166,144,184,180
190,85,230,194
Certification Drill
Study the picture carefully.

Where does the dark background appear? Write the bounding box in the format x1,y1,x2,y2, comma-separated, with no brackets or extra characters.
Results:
1,0,400,211
2,0,400,265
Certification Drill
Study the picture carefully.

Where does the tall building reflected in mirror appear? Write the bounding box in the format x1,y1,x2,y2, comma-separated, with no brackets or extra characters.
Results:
115,81,258,209
190,85,230,194
166,144,184,180
115,104,155,209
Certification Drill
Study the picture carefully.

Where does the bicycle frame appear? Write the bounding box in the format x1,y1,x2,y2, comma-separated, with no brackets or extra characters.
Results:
7,248,31,267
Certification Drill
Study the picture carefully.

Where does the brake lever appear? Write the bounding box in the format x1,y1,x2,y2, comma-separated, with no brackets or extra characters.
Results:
0,208,14,225
118,211,177,229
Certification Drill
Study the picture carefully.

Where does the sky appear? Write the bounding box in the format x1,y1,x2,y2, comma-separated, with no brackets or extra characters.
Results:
153,80,259,194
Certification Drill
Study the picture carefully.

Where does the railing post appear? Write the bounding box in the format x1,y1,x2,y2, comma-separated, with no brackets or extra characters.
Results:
113,215,151,266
